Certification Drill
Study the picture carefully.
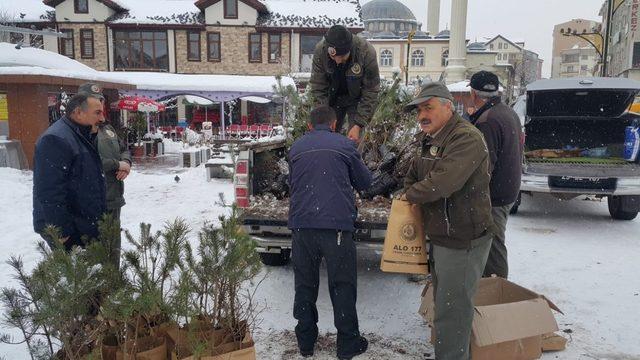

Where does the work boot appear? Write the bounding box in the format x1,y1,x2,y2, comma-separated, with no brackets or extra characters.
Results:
299,347,314,357
337,336,368,360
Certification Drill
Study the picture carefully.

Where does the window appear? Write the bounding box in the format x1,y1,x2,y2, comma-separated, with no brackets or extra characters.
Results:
441,49,448,66
380,49,393,67
504,43,508,49
567,65,575,72
563,54,579,63
368,23,374,31
187,31,201,61
498,43,503,49
9,32,24,44
59,29,74,58
30,34,43,49
581,55,589,60
207,32,221,61
114,30,168,71
224,0,238,19
74,0,88,13
268,34,281,63
497,53,502,61
399,23,405,31
489,44,494,50
580,65,588,71
411,49,424,66
249,33,262,63
80,29,94,59
300,34,323,72
632,42,640,68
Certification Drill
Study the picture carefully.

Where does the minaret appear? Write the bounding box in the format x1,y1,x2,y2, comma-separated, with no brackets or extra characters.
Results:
427,0,440,36
445,0,468,84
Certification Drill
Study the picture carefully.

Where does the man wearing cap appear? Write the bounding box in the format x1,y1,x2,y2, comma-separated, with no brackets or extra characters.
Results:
467,71,523,279
402,82,494,360
79,83,131,267
33,90,107,251
310,25,380,142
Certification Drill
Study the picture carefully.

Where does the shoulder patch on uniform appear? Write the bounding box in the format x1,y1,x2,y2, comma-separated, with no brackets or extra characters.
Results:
351,63,362,75
105,129,116,138
430,146,439,156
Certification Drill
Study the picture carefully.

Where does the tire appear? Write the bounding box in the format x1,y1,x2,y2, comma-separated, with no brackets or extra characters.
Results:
259,249,291,266
608,196,639,220
509,192,522,215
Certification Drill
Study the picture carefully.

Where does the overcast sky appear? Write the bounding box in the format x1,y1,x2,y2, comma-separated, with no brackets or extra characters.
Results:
361,0,605,77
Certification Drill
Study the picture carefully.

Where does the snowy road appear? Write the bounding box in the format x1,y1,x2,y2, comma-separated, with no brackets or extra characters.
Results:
1,163,639,359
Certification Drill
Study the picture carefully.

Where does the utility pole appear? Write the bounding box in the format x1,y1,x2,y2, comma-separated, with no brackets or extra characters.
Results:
602,0,614,76
406,30,416,86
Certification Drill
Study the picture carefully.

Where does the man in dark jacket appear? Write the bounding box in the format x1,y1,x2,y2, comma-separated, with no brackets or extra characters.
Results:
403,82,493,360
79,83,131,266
33,92,106,250
468,71,524,279
288,105,372,359
310,25,380,142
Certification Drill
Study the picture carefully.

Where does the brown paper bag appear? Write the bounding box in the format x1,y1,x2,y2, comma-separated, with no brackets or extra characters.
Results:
380,199,429,274
118,335,167,360
172,333,255,360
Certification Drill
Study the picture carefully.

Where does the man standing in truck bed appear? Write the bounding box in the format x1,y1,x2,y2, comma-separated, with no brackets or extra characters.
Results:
288,105,372,359
310,25,380,143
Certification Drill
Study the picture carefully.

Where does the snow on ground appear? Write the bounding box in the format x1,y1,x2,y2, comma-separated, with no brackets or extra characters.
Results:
1,161,640,359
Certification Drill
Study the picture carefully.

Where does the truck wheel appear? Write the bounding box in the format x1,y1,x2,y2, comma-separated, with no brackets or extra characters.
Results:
509,192,522,215
259,249,291,266
608,196,639,220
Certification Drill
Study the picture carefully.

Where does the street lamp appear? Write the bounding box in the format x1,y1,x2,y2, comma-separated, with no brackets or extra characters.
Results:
562,30,604,76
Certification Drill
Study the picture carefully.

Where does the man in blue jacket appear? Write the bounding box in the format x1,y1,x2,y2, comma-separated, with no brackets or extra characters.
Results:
33,92,107,250
288,105,372,360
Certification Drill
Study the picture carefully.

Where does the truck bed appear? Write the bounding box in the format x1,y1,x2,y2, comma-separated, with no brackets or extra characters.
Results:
525,158,640,178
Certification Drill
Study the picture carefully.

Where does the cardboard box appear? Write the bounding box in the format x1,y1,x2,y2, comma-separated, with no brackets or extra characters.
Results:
419,277,563,360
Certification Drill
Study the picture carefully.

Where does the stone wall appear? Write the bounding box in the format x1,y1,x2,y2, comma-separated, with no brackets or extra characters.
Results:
175,27,291,75
57,23,109,71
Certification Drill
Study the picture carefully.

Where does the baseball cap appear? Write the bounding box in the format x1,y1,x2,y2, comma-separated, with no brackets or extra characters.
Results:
325,25,353,56
404,82,454,112
77,82,105,100
468,71,500,92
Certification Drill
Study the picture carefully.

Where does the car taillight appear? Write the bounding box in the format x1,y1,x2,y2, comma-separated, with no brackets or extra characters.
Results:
235,160,248,175
235,187,248,198
236,197,249,208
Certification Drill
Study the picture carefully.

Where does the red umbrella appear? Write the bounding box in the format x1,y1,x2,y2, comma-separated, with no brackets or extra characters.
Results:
117,96,166,134
117,96,166,113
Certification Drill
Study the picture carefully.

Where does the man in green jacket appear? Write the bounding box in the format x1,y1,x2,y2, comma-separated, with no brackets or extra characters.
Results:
402,82,494,360
310,25,380,142
79,83,132,267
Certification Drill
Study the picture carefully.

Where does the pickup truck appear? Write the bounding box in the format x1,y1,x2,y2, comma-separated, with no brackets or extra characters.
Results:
513,77,640,220
233,139,389,266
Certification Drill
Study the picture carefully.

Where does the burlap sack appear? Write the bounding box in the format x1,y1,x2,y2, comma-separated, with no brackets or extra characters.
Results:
380,199,429,275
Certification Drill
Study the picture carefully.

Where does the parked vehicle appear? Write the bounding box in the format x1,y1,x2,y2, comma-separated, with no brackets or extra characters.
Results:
234,139,388,266
514,77,640,220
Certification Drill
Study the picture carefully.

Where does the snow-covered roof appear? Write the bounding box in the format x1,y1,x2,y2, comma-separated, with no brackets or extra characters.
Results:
0,42,133,85
184,95,214,106
0,42,98,72
103,71,295,94
0,0,55,23
258,0,363,29
108,0,203,25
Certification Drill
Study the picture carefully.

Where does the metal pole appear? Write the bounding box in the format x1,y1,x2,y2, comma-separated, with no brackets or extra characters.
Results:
406,42,410,86
220,101,226,139
603,0,614,76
